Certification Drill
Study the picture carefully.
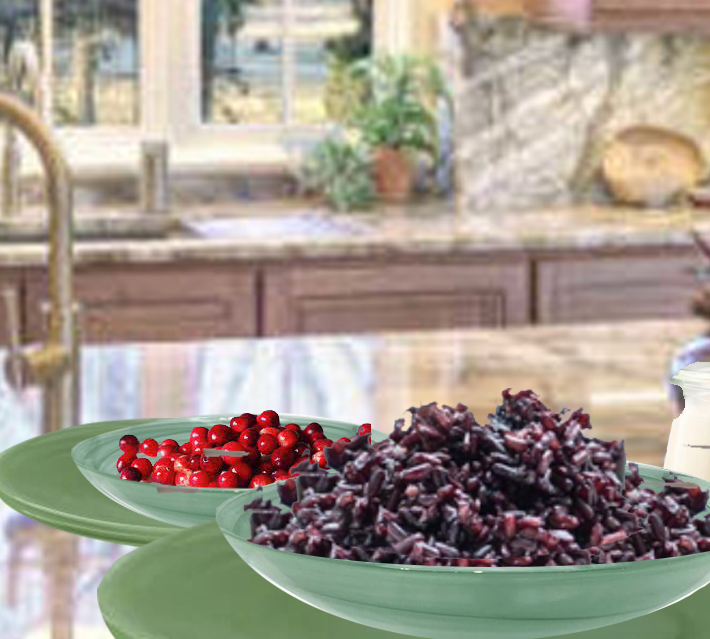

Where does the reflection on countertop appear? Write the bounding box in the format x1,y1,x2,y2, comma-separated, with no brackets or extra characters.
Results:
2,201,710,266
0,319,703,638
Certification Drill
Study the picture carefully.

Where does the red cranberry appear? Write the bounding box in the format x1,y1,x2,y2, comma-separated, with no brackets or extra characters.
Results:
120,467,142,482
284,423,302,435
277,429,299,449
153,456,172,468
250,474,275,488
117,453,136,473
221,441,244,465
217,471,240,489
189,471,212,488
273,470,290,481
239,428,259,450
161,439,179,450
139,438,159,457
257,410,280,429
119,435,139,455
257,434,279,455
131,458,153,479
158,446,176,459
200,455,224,474
173,455,192,473
311,451,328,468
230,461,254,487
152,466,175,485
259,426,281,438
208,481,219,488
304,423,324,442
190,427,209,442
175,470,193,487
311,438,333,452
272,447,296,470
230,413,256,434
209,424,233,446
165,452,181,464
358,424,372,436
338,437,352,444
294,443,309,458
258,458,275,474
192,443,206,456
186,455,202,471
179,442,192,455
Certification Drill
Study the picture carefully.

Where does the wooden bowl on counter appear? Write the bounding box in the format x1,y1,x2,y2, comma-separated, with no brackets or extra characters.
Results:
602,126,707,208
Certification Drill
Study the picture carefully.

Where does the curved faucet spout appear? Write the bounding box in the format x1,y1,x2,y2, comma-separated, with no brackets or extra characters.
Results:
0,92,78,433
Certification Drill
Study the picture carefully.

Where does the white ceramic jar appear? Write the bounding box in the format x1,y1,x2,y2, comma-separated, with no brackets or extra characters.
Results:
665,362,710,481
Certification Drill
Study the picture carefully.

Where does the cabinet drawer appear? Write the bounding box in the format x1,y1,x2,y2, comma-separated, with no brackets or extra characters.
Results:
264,257,530,337
24,264,258,344
537,252,697,324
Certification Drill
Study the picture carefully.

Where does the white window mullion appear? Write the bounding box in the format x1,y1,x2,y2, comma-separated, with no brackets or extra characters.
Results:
282,0,296,126
40,0,54,124
374,0,412,55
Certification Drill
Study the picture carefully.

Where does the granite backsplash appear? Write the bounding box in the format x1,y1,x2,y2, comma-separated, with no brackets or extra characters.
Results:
453,11,710,212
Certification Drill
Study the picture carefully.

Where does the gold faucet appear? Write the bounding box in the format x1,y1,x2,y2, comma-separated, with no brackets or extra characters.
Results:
1,92,79,434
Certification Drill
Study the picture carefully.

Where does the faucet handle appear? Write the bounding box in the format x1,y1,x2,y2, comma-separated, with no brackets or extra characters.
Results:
1,287,25,389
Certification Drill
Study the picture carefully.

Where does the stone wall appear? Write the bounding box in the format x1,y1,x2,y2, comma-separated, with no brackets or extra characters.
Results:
453,14,710,211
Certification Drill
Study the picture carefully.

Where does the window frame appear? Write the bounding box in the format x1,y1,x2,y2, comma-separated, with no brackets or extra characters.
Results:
28,0,413,166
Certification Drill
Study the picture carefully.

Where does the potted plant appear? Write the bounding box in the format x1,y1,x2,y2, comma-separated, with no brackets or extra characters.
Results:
300,135,375,213
345,55,452,202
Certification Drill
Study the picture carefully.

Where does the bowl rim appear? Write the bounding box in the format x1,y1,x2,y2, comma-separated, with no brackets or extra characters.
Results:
70,413,377,494
216,462,710,574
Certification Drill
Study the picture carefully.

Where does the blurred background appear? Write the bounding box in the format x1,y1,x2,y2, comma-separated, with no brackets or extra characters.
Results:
2,0,710,637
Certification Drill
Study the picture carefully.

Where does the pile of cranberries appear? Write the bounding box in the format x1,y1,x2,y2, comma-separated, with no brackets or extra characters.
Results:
114,410,373,489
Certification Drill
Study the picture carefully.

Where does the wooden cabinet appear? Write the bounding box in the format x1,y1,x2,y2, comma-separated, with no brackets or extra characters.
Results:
536,249,698,324
23,263,258,344
263,256,531,337
0,268,24,347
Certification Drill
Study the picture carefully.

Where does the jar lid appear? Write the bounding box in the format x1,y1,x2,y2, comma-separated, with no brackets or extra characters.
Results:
671,362,710,388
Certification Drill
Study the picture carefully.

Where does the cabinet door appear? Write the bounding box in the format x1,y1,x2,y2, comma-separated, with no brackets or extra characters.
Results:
0,268,24,347
537,251,697,324
263,257,530,337
24,263,258,344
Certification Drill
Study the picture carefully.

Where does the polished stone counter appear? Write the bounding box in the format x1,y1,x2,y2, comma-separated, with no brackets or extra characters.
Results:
1,319,699,469
1,201,710,266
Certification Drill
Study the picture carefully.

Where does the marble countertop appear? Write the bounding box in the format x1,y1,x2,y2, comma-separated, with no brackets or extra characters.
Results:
1,319,700,468
2,201,710,267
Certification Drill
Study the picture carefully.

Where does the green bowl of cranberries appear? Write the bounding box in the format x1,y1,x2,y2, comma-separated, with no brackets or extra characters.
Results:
72,411,383,528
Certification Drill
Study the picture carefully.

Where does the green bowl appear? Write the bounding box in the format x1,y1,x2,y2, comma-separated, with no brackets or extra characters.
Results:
217,463,710,639
72,414,383,528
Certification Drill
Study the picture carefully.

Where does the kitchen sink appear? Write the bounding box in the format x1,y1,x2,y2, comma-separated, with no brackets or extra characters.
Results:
182,213,372,240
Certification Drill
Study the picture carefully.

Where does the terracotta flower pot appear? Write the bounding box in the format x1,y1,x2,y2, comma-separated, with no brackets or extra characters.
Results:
372,147,415,203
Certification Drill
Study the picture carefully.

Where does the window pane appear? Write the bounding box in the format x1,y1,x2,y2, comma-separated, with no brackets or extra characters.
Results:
0,1,41,97
293,0,372,125
202,0,285,125
53,0,139,126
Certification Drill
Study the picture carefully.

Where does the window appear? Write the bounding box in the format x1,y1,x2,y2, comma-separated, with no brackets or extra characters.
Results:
0,2,40,94
53,0,140,126
0,0,417,166
200,0,373,126
0,0,139,126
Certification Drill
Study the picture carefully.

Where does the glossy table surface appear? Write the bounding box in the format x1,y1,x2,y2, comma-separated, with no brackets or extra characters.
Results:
99,520,710,639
